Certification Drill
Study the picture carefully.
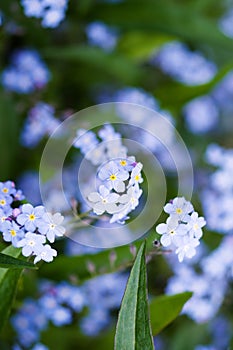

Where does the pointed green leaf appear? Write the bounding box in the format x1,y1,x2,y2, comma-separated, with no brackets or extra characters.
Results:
150,292,193,335
0,246,23,332
114,241,154,350
0,252,37,269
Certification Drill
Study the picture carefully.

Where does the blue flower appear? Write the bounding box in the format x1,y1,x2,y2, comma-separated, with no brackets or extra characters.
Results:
1,50,50,93
33,244,57,264
0,208,12,231
21,0,68,28
0,193,13,211
88,185,119,215
153,41,217,86
32,343,49,350
17,232,46,257
98,160,129,192
0,181,16,196
2,221,25,247
73,128,98,154
17,204,45,231
49,306,72,326
21,102,60,148
86,21,118,52
37,212,65,243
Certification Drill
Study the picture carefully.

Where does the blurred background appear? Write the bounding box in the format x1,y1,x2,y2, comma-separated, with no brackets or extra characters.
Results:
1,0,233,349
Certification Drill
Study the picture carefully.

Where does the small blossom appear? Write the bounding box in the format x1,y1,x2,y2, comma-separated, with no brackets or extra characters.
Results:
156,217,188,247
98,160,129,192
128,162,143,188
175,236,200,262
17,204,45,231
2,221,25,247
0,194,13,211
0,181,16,196
164,197,194,221
17,232,46,257
37,212,65,243
156,197,205,262
88,185,119,215
187,212,206,239
33,244,57,264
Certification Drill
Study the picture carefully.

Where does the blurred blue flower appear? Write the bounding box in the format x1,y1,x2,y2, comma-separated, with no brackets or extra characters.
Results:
32,344,49,350
153,41,217,85
18,171,41,206
49,306,72,326
21,0,68,28
183,96,219,134
219,8,233,38
2,50,50,93
21,102,60,148
80,307,110,336
86,21,118,51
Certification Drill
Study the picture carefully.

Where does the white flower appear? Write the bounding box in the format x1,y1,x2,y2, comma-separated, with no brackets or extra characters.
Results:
164,197,194,221
110,186,142,224
37,212,66,243
128,162,143,188
17,232,46,257
175,236,200,262
156,217,188,247
88,185,119,215
34,244,57,263
187,212,206,239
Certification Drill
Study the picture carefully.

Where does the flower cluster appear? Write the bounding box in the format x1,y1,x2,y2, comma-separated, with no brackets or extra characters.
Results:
202,144,233,234
12,273,127,348
152,41,217,86
1,50,50,93
74,124,143,224
0,180,65,264
21,0,68,28
21,102,60,148
156,197,206,262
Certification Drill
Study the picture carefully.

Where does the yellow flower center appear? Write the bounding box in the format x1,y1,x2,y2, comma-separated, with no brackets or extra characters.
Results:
10,230,16,237
29,214,35,221
50,224,55,229
29,240,35,246
2,188,8,193
102,198,107,204
110,174,117,181
120,160,127,166
194,223,199,230
0,200,6,205
169,230,175,235
134,175,140,181
176,208,183,214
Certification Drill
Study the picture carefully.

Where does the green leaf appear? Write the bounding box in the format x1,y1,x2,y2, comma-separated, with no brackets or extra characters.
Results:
0,92,19,179
0,246,23,332
118,31,174,61
44,46,142,84
0,252,37,269
91,0,233,57
114,241,154,350
150,292,193,335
